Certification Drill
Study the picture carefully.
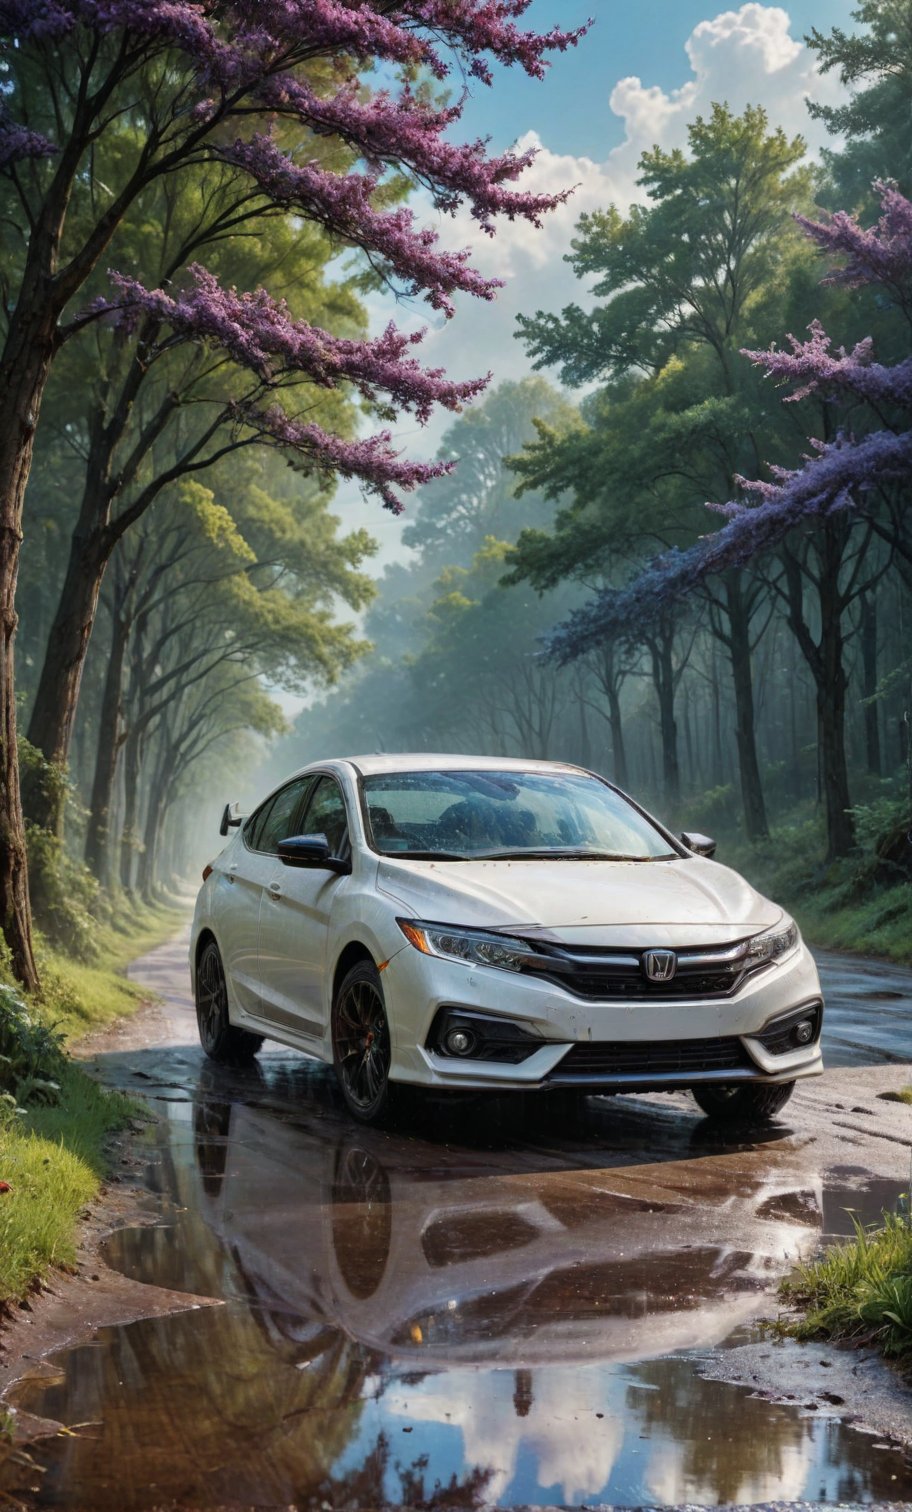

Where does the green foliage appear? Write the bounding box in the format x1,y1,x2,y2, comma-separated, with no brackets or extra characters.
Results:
509,105,817,605
0,981,64,1109
809,0,912,204
0,1063,135,1303
778,1209,912,1359
24,822,101,962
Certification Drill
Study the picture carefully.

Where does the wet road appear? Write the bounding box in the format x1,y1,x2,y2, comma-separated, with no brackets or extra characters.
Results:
816,949,912,1068
3,931,912,1509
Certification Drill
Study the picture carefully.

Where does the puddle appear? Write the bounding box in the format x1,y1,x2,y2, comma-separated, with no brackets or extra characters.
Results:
822,1174,910,1238
6,1307,911,1508
4,1048,912,1508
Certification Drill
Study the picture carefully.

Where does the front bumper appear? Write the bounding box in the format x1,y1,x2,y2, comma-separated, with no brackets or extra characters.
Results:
383,938,824,1092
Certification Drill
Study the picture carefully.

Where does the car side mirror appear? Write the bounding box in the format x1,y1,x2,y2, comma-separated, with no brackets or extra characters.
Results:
277,834,350,874
681,830,717,859
220,801,244,837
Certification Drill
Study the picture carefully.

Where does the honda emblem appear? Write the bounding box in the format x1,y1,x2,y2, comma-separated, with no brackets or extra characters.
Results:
644,949,677,982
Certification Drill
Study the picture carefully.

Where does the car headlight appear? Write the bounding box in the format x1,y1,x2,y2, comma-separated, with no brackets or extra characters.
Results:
746,919,800,964
397,919,540,974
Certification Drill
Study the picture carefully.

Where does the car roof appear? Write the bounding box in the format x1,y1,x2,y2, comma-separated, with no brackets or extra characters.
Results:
313,753,590,779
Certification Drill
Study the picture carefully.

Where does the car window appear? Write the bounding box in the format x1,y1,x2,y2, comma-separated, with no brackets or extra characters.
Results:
300,775,349,858
248,778,313,855
360,769,677,860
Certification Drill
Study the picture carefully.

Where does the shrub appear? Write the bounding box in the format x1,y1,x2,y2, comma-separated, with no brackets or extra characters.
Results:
0,983,63,1109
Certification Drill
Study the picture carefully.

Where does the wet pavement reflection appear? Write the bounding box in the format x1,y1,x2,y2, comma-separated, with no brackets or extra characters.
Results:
3,929,912,1508
816,951,912,1068
2,1037,911,1508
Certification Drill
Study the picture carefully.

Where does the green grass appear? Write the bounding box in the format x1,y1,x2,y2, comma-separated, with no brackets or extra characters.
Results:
880,1087,912,1106
777,1211,912,1360
0,897,181,1306
0,1064,135,1304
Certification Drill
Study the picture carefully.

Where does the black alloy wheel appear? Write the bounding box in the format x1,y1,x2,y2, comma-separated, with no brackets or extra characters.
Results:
332,961,395,1124
195,939,263,1065
691,1080,795,1124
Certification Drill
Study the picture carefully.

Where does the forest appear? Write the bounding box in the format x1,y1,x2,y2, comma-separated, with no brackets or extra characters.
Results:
1,0,911,998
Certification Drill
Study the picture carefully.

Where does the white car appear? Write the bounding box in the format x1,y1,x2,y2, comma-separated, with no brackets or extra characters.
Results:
191,754,823,1125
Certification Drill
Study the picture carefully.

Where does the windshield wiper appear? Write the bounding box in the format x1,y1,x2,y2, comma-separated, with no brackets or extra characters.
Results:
380,849,473,861
470,847,665,862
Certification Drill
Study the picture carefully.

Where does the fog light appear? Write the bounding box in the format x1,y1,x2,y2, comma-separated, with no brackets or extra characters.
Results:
446,1028,474,1056
793,1019,814,1046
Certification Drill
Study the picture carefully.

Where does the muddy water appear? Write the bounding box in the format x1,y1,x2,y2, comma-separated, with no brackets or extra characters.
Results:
3,931,912,1509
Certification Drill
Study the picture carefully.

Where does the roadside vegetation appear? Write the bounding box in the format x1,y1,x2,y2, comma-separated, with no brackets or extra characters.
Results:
777,1210,912,1362
0,898,180,1306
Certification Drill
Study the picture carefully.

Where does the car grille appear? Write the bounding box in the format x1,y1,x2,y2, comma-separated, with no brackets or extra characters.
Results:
550,1036,755,1079
526,940,766,1002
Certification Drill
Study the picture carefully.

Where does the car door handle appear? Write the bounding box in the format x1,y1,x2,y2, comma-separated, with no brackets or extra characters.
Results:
227,863,238,884
267,881,283,899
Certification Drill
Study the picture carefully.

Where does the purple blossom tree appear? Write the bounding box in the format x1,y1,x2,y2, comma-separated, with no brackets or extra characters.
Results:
549,181,912,858
0,1,587,988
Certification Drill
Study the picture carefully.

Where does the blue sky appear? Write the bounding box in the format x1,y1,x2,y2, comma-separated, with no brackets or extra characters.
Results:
460,0,858,154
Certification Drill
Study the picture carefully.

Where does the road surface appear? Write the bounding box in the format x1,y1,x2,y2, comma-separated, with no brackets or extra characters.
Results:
2,928,912,1509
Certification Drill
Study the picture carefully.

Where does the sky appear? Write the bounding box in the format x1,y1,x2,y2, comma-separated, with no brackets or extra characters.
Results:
335,1,859,561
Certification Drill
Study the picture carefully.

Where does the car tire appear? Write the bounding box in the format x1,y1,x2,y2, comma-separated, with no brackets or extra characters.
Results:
195,939,263,1065
691,1080,795,1123
332,960,396,1125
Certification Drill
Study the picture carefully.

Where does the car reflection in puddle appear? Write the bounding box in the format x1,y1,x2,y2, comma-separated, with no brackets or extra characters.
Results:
5,1054,912,1509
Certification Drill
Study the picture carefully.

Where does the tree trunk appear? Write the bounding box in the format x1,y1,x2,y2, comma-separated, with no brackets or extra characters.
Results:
0,296,60,990
137,733,171,901
24,514,112,835
119,726,142,892
725,575,770,841
784,539,856,861
84,606,130,885
818,575,855,861
606,683,629,789
649,629,680,806
860,593,881,778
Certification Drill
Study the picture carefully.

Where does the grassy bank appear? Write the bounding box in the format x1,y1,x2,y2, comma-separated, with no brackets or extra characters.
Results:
0,897,184,1307
0,1068,135,1304
777,1211,912,1362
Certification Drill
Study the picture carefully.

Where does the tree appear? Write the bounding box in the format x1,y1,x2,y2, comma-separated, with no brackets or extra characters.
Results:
808,0,912,205
510,106,812,829
0,1,586,987
401,378,576,566
548,184,912,858
82,462,373,888
22,185,370,837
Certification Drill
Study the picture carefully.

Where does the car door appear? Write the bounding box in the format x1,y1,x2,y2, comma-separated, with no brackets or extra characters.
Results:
257,773,352,1040
219,778,313,1020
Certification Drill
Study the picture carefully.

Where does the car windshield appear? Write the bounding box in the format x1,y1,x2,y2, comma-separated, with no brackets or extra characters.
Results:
360,769,678,861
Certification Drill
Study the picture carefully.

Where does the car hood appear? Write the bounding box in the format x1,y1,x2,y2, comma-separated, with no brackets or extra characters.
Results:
375,855,781,948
